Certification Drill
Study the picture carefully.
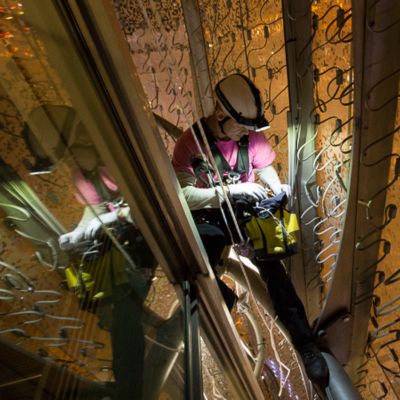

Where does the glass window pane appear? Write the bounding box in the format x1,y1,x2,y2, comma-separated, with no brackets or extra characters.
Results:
0,2,184,399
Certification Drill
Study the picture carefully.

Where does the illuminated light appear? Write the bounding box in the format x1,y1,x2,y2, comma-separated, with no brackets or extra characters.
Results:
18,11,24,15
208,43,213,48
4,15,13,20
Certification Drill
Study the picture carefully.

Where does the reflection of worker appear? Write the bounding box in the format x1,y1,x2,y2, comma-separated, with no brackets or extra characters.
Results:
59,145,156,400
172,74,329,387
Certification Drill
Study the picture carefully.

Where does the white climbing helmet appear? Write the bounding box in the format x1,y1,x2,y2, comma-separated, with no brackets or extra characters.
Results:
215,73,269,132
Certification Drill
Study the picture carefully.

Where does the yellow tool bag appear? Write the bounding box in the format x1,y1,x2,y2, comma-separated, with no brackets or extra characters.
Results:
63,222,157,309
65,261,107,303
243,193,299,260
64,240,130,310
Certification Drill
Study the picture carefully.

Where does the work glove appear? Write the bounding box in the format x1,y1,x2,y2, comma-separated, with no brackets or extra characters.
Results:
266,181,292,198
59,227,85,250
84,210,118,240
258,166,292,198
228,182,267,202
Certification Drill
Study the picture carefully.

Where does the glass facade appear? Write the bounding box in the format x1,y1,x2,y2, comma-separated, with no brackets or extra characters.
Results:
0,2,185,399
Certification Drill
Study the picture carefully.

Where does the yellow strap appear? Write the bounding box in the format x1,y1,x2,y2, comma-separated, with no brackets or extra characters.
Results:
65,265,79,289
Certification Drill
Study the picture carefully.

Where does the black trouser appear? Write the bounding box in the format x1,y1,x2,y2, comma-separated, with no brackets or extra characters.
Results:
257,260,314,347
110,283,149,400
96,232,156,400
196,220,314,347
196,222,238,311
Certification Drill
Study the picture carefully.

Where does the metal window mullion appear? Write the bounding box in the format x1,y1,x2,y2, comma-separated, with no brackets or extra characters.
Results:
282,0,321,322
183,281,203,400
196,274,265,400
181,0,215,118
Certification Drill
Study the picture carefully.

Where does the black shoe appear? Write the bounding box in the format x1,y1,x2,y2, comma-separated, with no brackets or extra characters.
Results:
298,342,329,388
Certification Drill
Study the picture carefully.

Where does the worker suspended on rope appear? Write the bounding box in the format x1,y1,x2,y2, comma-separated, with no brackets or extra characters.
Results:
58,142,157,400
172,73,329,388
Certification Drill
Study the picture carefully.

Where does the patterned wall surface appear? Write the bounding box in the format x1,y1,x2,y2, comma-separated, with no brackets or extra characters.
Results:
309,0,353,300
199,0,289,180
114,0,197,157
358,44,400,400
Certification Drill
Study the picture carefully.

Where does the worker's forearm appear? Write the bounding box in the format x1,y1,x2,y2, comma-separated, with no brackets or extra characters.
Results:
256,165,282,194
77,204,108,228
176,171,224,210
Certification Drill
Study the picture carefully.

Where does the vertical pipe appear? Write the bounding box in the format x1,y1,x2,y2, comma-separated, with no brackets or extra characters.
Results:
282,0,321,322
181,0,214,117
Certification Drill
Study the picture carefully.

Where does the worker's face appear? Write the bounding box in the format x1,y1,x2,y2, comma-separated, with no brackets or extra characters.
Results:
69,146,99,172
216,110,250,141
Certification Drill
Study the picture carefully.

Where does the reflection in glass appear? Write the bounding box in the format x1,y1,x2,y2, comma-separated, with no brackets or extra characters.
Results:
0,2,184,399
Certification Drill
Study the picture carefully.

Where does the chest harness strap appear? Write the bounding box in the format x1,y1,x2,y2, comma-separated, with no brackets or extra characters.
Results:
191,119,249,186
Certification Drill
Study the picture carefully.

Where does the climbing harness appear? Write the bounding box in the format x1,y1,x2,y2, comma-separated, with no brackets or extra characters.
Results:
191,118,249,186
